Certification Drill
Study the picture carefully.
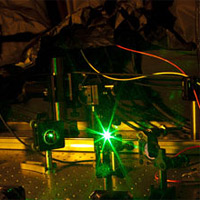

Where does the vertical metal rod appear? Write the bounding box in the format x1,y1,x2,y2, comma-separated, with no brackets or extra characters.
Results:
46,58,60,173
159,169,167,191
103,152,113,191
91,105,95,129
55,102,60,121
46,150,53,172
104,175,112,191
102,152,113,191
111,152,115,171
192,101,197,140
50,59,57,120
111,151,117,190
67,73,73,101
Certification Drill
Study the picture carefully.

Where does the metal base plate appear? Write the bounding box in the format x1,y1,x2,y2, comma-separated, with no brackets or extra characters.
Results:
0,150,200,200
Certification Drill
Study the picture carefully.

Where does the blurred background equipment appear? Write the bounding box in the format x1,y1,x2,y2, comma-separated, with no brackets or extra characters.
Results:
0,0,200,200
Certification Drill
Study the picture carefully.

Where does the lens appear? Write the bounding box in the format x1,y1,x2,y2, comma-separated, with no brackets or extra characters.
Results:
43,129,57,145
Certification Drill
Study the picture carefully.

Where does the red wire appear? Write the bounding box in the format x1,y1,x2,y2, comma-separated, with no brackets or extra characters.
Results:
116,44,187,75
116,45,200,184
115,44,200,109
154,145,200,183
173,145,200,158
193,89,200,109
154,172,181,183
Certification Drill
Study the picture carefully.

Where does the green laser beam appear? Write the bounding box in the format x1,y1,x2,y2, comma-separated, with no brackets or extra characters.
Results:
107,101,118,133
94,112,106,133
110,136,122,142
86,128,105,136
94,137,104,144
86,106,134,187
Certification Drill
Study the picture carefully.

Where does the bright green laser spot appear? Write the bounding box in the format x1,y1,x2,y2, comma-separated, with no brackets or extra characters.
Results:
86,111,128,179
43,129,57,145
103,130,112,140
104,132,111,140
49,133,54,138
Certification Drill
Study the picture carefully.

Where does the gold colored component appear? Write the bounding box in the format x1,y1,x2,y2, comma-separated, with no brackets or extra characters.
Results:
59,138,95,152
20,161,46,174
0,137,95,151
55,102,60,121
192,101,197,141
111,152,115,171
0,137,199,155
0,137,28,150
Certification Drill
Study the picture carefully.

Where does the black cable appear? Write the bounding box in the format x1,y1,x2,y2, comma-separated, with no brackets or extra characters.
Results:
121,120,144,131
0,113,95,164
117,100,168,122
116,109,149,130
50,157,95,164
115,83,189,131
122,81,189,128
151,103,190,128
0,113,31,148
37,151,95,164
133,81,181,90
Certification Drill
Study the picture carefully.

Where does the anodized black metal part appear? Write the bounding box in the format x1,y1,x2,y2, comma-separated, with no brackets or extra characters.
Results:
96,134,123,153
182,77,200,101
0,186,25,200
144,129,161,158
166,155,189,169
111,134,123,151
33,120,65,151
95,134,125,179
89,190,133,200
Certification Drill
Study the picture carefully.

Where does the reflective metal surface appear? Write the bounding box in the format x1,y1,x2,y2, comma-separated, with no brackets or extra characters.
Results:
0,149,199,199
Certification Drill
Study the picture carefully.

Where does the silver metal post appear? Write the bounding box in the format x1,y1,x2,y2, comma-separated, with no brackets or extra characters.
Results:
104,175,112,191
46,150,53,173
111,151,117,191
